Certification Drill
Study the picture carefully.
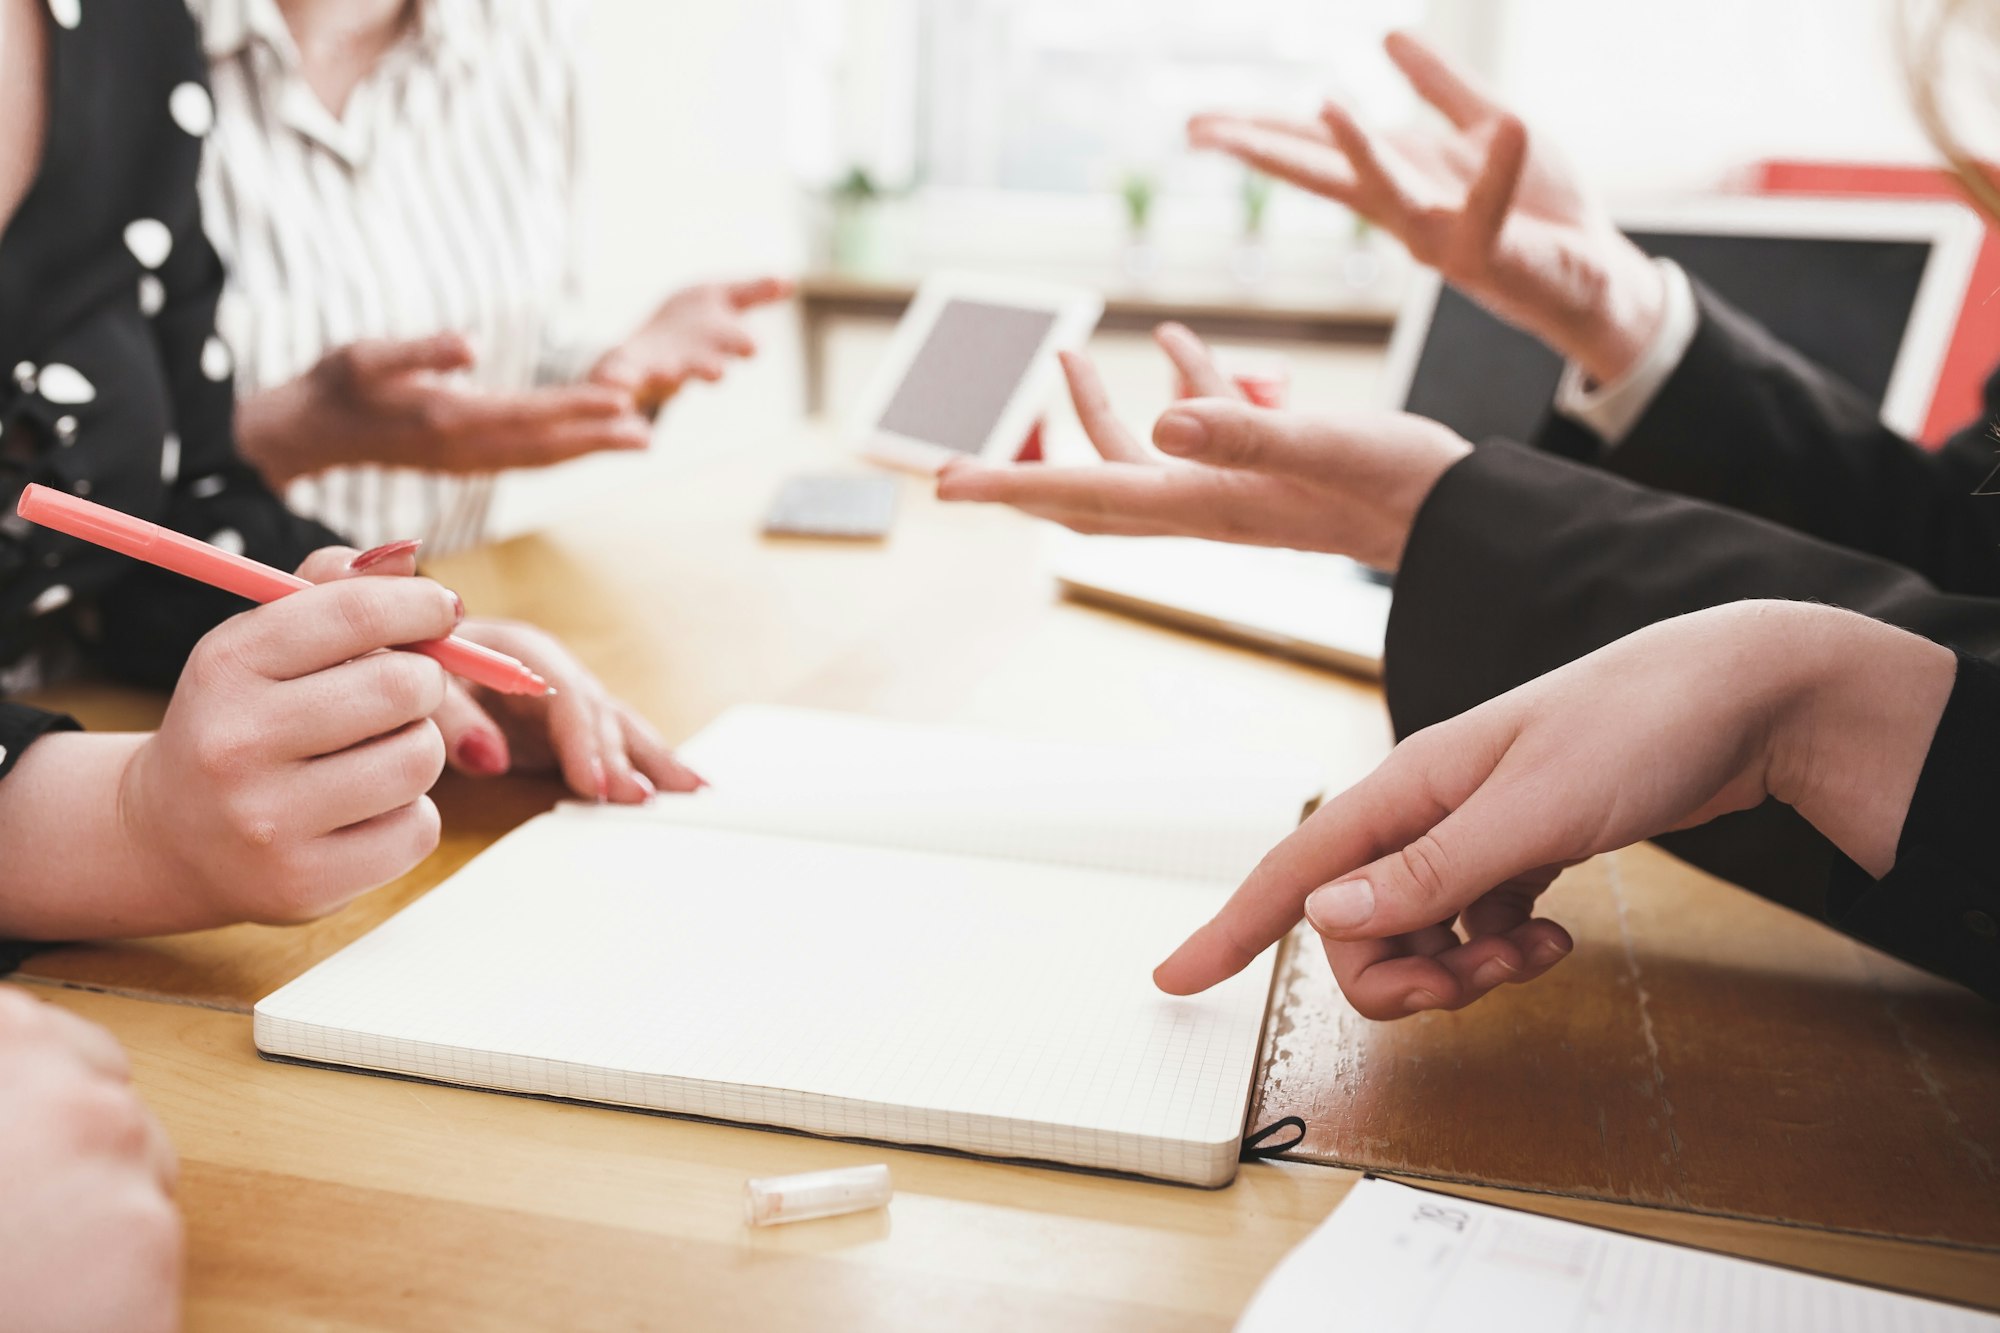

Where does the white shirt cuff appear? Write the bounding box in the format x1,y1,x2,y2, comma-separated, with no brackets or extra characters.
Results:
1552,258,1698,447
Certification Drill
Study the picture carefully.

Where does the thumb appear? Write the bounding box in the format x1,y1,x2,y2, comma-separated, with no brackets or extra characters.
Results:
1151,399,1333,476
433,681,513,778
1299,779,1552,942
347,332,476,381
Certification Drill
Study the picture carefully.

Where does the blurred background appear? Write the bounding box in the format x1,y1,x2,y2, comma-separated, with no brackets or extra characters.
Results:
494,0,1960,531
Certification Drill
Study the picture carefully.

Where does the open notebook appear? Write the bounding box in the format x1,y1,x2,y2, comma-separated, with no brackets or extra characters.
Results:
255,707,1324,1187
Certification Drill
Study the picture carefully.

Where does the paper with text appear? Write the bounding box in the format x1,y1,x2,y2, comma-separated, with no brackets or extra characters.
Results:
1238,1178,2000,1332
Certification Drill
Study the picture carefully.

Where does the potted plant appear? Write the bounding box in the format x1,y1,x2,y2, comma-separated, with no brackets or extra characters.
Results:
830,166,889,275
1234,169,1274,286
1119,170,1159,280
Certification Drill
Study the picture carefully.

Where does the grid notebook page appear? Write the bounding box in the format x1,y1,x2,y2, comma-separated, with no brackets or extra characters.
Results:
1238,1178,2000,1332
669,706,1325,882
255,818,1278,1186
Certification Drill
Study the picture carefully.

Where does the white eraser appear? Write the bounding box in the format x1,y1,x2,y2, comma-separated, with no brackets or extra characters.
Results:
745,1163,893,1227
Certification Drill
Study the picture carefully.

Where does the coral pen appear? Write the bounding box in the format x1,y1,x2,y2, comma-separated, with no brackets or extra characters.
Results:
15,483,551,697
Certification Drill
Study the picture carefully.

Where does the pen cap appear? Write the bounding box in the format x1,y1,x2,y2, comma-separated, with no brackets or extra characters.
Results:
744,1163,892,1227
17,483,154,552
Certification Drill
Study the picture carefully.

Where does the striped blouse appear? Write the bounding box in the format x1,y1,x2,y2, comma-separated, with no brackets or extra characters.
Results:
192,0,601,553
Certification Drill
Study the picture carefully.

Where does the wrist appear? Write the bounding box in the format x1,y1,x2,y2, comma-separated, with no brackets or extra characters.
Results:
234,377,316,489
1760,604,1956,877
0,733,160,938
1562,236,1667,387
113,735,207,915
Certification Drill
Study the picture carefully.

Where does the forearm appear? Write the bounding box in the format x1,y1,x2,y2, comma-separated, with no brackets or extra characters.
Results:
0,733,187,940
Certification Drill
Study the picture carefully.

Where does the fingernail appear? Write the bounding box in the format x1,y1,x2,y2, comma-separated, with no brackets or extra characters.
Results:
1153,408,1209,456
1531,938,1573,967
349,538,422,571
632,771,657,802
1405,989,1445,1012
1470,957,1519,990
1303,879,1375,933
589,756,609,804
454,730,509,777
448,591,465,623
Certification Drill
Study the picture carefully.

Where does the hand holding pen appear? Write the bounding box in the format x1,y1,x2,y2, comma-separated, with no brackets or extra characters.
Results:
11,487,704,926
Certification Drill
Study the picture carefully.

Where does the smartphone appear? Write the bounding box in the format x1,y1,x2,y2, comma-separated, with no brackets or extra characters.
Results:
762,474,898,541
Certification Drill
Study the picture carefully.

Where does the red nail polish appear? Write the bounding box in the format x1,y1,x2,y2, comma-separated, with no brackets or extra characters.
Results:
349,538,423,572
455,730,509,777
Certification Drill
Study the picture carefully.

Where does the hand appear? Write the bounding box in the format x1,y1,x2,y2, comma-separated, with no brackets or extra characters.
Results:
305,541,705,804
0,988,182,1333
428,619,706,803
116,546,461,926
1154,603,1958,1020
936,323,1469,572
1189,31,1665,384
589,277,796,416
236,334,653,488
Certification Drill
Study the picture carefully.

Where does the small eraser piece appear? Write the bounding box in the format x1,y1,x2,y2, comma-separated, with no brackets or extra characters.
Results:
745,1163,893,1227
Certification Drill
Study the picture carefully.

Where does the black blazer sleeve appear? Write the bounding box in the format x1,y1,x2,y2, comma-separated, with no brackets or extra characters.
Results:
1536,278,2000,597
1384,441,2000,1002
1832,653,2000,995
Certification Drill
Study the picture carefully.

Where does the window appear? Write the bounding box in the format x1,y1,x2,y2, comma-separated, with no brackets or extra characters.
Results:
916,0,1433,199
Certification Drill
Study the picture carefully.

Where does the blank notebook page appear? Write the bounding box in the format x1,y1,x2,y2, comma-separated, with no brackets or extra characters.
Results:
1239,1177,2000,1332
256,816,1278,1186
664,706,1325,883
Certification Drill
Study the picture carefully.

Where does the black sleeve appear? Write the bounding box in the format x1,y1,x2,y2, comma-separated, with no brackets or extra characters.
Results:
1385,440,2000,1001
0,704,80,977
0,702,80,782
88,42,343,691
1826,653,2000,1001
1535,279,2000,597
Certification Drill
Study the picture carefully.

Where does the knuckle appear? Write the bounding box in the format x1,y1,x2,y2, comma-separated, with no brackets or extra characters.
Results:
376,653,446,719
1346,991,1407,1022
61,1081,150,1159
215,786,281,850
105,1188,185,1282
389,721,447,795
1396,833,1457,908
184,631,253,694
405,795,443,862
250,853,342,925
334,585,396,649
189,729,257,789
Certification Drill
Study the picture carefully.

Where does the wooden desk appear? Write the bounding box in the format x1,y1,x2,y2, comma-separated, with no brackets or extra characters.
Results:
17,434,2000,1327
797,271,1399,413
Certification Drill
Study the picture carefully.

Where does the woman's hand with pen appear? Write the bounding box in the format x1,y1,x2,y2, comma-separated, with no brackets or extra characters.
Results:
1153,603,1957,1020
115,548,463,926
0,540,703,940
